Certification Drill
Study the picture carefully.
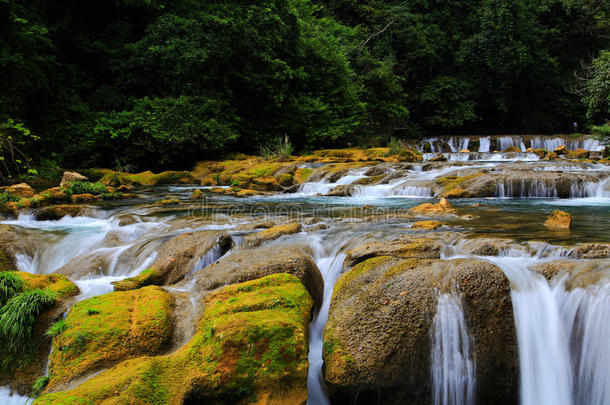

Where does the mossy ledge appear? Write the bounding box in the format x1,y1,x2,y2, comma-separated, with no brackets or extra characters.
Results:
36,273,313,405
45,286,173,391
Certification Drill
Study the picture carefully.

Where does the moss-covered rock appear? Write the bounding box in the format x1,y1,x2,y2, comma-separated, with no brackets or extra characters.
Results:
96,170,198,187
16,272,79,299
35,204,96,220
544,210,572,229
410,198,456,217
324,256,517,404
45,286,173,391
245,222,302,247
344,236,441,268
36,274,313,405
411,220,442,230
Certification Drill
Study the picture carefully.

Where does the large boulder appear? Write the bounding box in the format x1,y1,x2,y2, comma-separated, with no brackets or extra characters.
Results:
410,198,455,217
178,243,324,309
59,171,88,188
35,204,96,221
45,286,173,392
37,274,313,404
0,183,35,198
344,236,441,268
531,259,610,289
324,255,517,404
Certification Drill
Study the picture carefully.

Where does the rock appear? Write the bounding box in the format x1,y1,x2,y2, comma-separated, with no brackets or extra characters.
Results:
532,148,548,158
36,204,95,220
570,243,610,259
178,244,324,309
410,198,455,217
567,148,589,159
39,187,69,203
112,231,232,289
245,222,302,247
364,165,386,176
544,210,571,229
45,286,173,392
0,183,35,198
344,236,441,268
502,146,521,153
411,220,442,230
443,187,469,198
472,202,481,207
459,149,470,153
153,198,180,206
59,171,88,188
191,189,203,199
429,154,447,162
324,184,356,196
37,274,313,404
69,193,98,203
525,148,533,153
531,259,609,289
553,145,568,155
324,256,517,404
544,151,558,160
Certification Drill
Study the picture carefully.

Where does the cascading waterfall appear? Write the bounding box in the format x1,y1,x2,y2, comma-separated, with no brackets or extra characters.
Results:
306,235,348,405
478,137,490,153
0,387,31,405
431,293,476,405
485,257,573,405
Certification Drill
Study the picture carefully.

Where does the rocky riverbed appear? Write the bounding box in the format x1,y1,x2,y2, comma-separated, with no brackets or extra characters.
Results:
0,136,608,405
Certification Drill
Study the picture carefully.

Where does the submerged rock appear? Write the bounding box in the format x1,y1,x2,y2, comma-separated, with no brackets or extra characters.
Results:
544,210,572,229
36,274,313,405
323,256,517,404
45,286,173,392
410,198,456,217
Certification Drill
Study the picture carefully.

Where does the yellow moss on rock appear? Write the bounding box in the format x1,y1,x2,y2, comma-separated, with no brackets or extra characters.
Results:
411,220,442,230
45,286,173,391
36,273,313,405
245,222,302,247
16,272,79,298
112,268,163,291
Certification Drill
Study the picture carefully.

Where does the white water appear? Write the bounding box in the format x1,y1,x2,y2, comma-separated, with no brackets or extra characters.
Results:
0,387,31,405
431,293,476,405
306,235,347,405
478,137,490,153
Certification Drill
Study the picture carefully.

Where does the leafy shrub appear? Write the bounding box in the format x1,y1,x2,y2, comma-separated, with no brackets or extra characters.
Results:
592,123,610,147
0,192,21,205
65,181,107,195
0,271,24,307
32,375,49,396
45,319,67,338
0,288,57,353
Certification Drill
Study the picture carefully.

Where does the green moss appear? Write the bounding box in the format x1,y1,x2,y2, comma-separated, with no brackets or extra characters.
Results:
154,198,180,206
436,172,484,193
46,286,173,390
37,273,313,404
112,268,163,291
17,272,79,299
333,256,394,296
0,191,21,205
64,181,107,196
294,167,312,183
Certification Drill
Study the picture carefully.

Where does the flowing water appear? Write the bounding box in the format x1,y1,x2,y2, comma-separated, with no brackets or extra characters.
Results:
431,293,476,405
1,135,609,404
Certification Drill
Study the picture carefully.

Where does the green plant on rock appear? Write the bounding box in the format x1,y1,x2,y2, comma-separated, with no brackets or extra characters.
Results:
0,288,56,353
258,136,293,161
32,376,50,397
65,181,107,195
0,271,24,307
45,319,67,338
100,191,124,200
385,137,405,156
0,191,21,206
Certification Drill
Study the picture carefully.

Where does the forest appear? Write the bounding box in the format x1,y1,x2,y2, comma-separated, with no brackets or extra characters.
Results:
1,0,609,172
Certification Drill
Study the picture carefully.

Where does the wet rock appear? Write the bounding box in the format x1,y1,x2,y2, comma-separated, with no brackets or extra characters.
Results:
153,198,180,206
544,151,558,160
459,149,470,153
37,274,313,405
364,165,386,176
344,236,441,268
410,198,456,217
59,171,88,188
244,222,302,247
502,146,521,153
45,286,173,392
429,154,447,162
567,148,589,159
180,244,323,309
0,183,35,198
553,145,568,155
191,189,203,199
411,220,442,230
323,257,517,404
113,231,232,289
69,193,99,203
36,204,96,220
544,210,571,229
570,243,610,259
324,184,356,196
531,260,610,289
443,187,469,198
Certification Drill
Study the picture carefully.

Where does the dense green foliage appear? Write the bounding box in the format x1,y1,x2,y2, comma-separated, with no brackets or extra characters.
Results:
0,271,24,307
65,181,107,196
1,0,608,170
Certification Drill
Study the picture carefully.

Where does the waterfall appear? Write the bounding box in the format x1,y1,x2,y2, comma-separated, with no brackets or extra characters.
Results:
431,293,476,405
0,387,31,405
487,257,573,405
478,137,490,153
306,236,347,405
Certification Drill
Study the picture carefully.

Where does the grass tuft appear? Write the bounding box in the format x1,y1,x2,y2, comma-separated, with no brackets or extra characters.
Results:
0,271,24,307
32,376,50,397
65,181,107,195
45,319,67,338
